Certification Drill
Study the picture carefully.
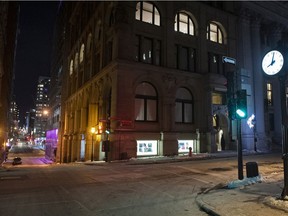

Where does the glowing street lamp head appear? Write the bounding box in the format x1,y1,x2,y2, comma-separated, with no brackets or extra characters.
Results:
91,127,96,134
43,110,49,115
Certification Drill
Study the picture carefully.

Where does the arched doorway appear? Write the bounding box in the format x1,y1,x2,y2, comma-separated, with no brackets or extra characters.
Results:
213,112,229,151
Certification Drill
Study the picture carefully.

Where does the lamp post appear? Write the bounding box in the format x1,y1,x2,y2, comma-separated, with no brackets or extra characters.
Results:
90,127,96,161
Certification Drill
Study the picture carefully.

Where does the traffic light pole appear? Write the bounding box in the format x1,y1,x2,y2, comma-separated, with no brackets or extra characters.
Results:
237,118,243,180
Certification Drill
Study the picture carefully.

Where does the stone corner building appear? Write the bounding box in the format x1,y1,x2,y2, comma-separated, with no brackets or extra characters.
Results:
56,1,288,163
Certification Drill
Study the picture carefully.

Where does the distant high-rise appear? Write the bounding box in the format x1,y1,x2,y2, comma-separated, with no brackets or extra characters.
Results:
34,76,50,139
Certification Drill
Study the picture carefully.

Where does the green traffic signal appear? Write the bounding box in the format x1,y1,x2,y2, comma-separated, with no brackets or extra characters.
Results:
236,89,247,119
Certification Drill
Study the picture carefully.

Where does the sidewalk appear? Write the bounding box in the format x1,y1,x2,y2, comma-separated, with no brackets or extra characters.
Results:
124,150,288,215
196,179,288,216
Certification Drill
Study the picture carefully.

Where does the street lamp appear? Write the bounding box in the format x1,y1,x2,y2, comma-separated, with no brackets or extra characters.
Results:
90,127,96,161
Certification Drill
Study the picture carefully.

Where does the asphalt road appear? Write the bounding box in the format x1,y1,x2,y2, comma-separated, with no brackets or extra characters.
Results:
0,145,283,216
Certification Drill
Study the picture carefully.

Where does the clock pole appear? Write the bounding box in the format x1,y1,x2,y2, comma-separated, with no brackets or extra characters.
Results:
279,74,288,199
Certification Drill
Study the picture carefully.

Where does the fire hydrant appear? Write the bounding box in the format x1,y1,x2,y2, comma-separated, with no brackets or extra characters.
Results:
189,147,192,157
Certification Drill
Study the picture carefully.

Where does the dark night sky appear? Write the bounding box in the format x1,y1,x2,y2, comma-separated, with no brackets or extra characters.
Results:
14,1,59,125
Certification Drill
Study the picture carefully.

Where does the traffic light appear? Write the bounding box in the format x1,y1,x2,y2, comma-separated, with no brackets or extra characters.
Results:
236,89,247,119
98,124,103,134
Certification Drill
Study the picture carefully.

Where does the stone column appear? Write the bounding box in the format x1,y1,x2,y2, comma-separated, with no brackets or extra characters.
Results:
251,16,267,150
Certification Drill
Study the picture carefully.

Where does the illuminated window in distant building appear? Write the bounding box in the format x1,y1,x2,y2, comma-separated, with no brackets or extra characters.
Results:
135,82,158,121
80,43,85,63
69,60,73,75
175,87,193,123
267,83,273,106
174,12,194,35
136,2,160,26
207,22,223,44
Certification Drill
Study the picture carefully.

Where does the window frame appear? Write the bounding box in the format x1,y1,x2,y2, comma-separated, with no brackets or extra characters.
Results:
175,88,194,123
267,83,273,106
135,1,160,26
207,22,223,44
174,12,194,35
135,82,158,122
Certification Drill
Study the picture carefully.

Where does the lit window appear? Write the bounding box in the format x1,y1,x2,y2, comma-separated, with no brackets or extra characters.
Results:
80,43,85,63
207,22,223,44
267,83,273,106
70,60,73,75
175,88,193,123
136,2,160,26
174,12,194,35
212,92,225,105
135,82,158,121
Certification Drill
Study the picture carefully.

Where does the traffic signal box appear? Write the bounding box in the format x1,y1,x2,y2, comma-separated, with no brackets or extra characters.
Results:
236,89,247,119
102,140,110,152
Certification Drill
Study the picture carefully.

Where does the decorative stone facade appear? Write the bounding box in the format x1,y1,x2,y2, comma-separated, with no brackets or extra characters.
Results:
55,1,288,162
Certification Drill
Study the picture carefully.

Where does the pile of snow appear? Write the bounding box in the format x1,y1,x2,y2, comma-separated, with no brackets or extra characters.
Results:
263,196,288,213
227,175,263,189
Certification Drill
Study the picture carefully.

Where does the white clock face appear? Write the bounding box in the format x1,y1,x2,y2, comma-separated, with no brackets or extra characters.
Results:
262,50,284,75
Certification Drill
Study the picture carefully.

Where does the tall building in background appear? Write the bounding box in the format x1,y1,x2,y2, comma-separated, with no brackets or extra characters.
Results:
51,1,288,163
0,2,19,151
24,108,35,142
46,2,65,160
9,97,20,141
33,76,50,142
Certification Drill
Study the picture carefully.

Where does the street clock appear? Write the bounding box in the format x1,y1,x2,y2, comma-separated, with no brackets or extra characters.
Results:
262,50,284,76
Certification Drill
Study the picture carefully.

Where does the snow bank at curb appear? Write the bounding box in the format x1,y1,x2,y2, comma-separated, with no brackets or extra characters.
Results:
227,175,262,189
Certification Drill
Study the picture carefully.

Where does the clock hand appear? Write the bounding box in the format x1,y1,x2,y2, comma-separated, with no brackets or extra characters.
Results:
267,52,276,67
271,52,275,63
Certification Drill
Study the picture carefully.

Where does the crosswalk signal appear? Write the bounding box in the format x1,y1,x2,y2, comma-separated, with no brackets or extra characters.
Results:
236,89,247,119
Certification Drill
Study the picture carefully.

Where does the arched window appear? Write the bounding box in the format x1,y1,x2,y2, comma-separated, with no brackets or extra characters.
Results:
74,53,79,70
135,82,158,121
135,2,160,26
95,20,102,42
207,22,223,44
87,33,92,55
174,12,194,35
80,43,85,63
69,60,74,75
175,88,193,123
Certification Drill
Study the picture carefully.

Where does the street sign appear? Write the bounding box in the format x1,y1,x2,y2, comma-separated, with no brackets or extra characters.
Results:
222,56,236,65
120,120,132,126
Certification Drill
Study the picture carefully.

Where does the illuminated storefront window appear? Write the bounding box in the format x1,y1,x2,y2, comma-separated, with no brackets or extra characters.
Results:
137,140,158,156
178,140,193,153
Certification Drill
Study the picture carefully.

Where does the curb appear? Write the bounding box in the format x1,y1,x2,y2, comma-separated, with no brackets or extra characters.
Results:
195,194,221,216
